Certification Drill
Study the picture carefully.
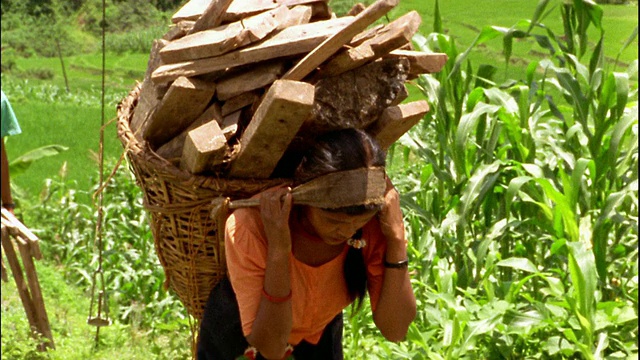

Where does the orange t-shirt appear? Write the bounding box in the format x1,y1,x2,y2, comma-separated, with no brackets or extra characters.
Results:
225,207,387,346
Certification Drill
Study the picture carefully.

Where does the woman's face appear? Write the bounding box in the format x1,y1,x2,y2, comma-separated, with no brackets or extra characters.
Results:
304,207,378,246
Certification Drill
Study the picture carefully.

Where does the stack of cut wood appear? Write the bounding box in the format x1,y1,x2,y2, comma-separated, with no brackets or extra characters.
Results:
130,0,447,178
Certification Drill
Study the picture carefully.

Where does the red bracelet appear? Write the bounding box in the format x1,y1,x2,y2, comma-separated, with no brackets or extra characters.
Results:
262,288,292,303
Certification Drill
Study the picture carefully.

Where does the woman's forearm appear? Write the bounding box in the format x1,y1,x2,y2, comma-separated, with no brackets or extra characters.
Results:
372,240,416,342
247,248,293,359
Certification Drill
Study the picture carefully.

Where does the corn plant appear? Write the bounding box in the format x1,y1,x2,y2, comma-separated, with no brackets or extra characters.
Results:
26,160,188,330
363,0,639,358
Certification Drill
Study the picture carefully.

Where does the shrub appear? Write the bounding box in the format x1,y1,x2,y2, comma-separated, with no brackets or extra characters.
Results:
105,25,167,54
78,0,168,36
343,0,638,358
1,48,18,73
24,67,55,80
25,160,187,329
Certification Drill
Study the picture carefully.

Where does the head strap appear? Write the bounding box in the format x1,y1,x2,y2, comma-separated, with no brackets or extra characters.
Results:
291,167,386,209
226,167,386,209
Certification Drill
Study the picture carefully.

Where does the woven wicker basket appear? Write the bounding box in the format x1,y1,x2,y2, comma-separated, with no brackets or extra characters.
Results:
116,83,286,320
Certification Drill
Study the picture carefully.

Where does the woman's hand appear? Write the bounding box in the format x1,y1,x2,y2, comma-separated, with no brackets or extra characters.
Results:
378,176,405,246
259,185,293,254
249,185,294,358
372,175,416,342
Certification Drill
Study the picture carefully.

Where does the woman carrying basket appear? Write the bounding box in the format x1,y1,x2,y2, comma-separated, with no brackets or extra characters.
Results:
197,128,416,360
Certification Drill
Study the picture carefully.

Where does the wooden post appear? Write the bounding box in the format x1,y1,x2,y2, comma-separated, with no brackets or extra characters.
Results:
1,228,39,329
18,243,54,350
1,254,8,282
1,209,55,351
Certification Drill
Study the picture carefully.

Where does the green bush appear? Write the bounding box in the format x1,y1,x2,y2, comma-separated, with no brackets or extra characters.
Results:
78,0,168,36
25,160,187,329
595,0,636,3
344,0,637,358
24,67,55,80
1,48,19,73
105,25,167,55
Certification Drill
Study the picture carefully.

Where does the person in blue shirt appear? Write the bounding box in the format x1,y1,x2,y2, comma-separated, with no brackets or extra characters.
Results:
1,90,22,214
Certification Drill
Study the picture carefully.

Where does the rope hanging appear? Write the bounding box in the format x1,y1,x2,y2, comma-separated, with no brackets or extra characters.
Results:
87,0,111,347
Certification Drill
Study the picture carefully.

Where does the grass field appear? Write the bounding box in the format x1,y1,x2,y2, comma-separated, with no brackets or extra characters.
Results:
402,0,638,82
1,260,191,360
2,53,148,199
2,0,637,199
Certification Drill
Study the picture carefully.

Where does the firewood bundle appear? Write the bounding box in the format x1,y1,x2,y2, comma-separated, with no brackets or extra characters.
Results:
130,0,447,178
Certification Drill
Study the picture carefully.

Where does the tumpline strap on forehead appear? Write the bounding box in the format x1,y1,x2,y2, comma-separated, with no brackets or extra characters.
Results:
224,167,387,210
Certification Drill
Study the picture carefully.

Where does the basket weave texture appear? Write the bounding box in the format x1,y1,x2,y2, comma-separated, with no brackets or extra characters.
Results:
116,84,285,319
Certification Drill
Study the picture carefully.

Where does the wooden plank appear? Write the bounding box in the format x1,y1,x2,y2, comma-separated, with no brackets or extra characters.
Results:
281,0,399,81
188,0,235,34
281,4,313,28
130,39,169,137
216,61,285,101
180,120,229,174
221,91,261,116
152,16,353,84
163,20,195,41
143,76,216,147
229,80,314,178
171,0,210,23
156,103,223,160
161,6,291,64
319,11,421,77
173,0,327,23
385,50,449,76
222,0,328,22
319,43,375,78
367,100,429,149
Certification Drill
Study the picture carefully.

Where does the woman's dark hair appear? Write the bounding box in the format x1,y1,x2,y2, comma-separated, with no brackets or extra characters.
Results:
294,128,386,309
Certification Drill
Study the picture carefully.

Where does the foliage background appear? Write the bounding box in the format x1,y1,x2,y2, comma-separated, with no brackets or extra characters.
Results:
1,0,637,359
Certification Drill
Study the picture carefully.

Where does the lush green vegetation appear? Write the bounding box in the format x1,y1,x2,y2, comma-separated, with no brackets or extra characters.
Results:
1,0,637,359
